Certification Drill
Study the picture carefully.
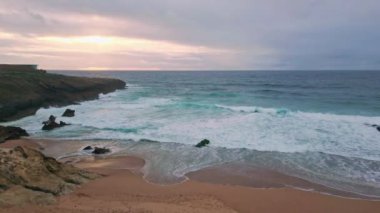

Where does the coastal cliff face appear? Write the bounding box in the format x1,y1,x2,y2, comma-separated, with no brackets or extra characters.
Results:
0,146,98,206
0,70,126,122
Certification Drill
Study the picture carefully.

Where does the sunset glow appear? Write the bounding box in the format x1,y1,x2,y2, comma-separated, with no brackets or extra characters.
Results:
0,0,379,70
1,32,227,70
40,36,115,45
37,35,218,54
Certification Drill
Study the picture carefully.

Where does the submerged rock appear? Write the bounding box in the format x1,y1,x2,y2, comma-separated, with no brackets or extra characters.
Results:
42,115,69,131
0,146,98,206
195,139,210,148
92,147,110,154
0,126,29,143
62,109,75,117
83,146,93,151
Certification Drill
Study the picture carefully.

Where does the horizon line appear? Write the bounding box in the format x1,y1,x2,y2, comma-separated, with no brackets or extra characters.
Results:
49,69,380,72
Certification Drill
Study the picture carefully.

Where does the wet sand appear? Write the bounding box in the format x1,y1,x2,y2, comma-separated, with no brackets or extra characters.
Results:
1,138,380,213
186,163,377,200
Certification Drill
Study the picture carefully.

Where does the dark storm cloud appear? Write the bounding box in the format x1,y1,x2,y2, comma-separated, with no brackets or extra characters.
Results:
0,0,379,69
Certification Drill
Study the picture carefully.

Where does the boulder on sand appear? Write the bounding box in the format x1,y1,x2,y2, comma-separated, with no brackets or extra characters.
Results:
62,109,75,117
42,115,69,131
0,126,29,143
195,139,210,148
83,146,93,151
92,147,110,154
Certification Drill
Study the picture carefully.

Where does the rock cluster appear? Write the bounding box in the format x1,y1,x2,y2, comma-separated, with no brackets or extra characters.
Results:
41,111,112,155
0,126,29,143
0,146,98,206
42,115,69,131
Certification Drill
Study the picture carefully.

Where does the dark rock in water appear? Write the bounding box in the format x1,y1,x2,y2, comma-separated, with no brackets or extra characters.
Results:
366,124,380,132
42,115,69,131
42,115,59,130
59,121,69,126
83,146,93,150
42,115,57,124
42,123,60,131
0,126,29,143
92,147,110,154
195,139,210,148
0,146,99,206
62,109,75,117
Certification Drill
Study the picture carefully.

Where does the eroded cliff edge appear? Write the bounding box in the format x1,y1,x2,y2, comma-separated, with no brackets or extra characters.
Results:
0,146,99,206
0,70,126,122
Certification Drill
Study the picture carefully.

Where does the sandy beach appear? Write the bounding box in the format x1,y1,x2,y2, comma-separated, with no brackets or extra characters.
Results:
1,139,380,213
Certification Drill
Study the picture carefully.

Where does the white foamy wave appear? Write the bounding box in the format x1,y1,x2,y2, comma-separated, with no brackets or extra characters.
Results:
216,104,291,116
3,88,380,198
4,91,380,162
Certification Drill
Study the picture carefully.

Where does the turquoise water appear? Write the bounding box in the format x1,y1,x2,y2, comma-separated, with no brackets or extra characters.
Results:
63,70,380,116
4,71,380,197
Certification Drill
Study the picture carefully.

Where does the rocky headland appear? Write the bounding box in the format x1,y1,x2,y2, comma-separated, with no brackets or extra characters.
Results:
0,67,125,207
0,69,126,122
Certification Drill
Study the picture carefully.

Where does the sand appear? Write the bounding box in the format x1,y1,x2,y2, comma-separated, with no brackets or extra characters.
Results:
1,139,380,213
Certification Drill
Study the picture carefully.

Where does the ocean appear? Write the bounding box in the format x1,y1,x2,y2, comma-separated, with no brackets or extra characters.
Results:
4,71,380,198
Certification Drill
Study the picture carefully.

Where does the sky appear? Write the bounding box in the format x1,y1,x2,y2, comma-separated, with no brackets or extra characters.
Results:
0,0,379,70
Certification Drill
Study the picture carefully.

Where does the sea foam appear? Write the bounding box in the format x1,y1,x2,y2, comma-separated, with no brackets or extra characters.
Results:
4,81,380,198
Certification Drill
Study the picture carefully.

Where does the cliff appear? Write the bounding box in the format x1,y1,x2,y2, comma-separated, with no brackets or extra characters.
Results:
0,70,126,122
0,146,98,206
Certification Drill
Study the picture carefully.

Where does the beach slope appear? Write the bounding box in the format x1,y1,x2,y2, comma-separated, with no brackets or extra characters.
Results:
1,139,380,213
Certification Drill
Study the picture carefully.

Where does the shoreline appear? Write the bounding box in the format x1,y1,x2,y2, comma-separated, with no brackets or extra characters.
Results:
10,137,380,200
1,138,380,212
186,163,380,201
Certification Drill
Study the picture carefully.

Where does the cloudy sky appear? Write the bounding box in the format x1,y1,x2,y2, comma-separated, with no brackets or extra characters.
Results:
0,0,379,70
